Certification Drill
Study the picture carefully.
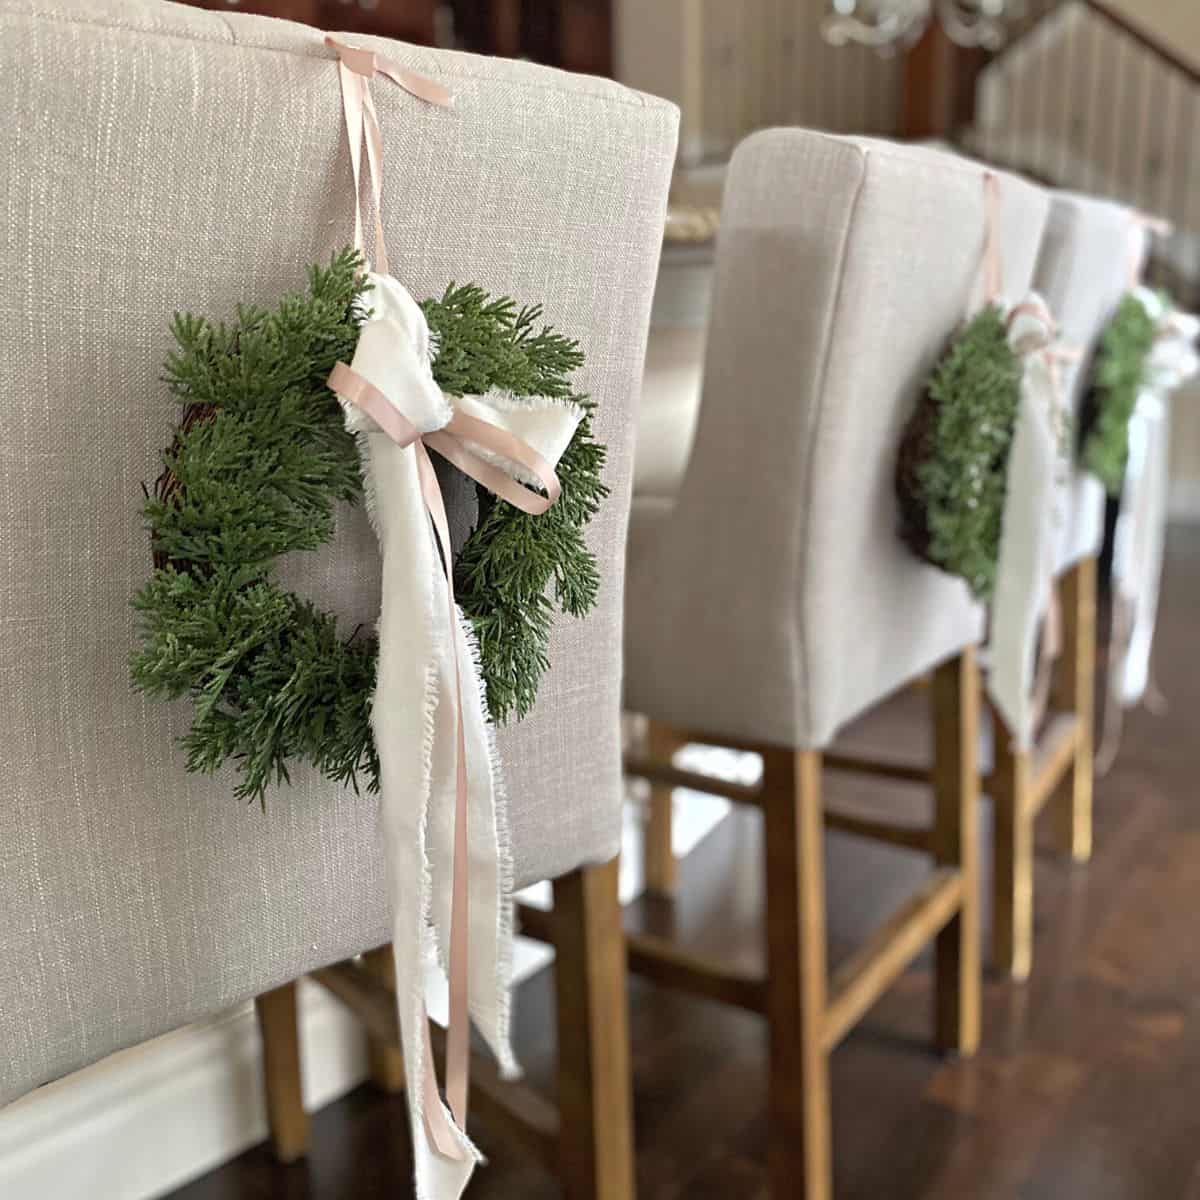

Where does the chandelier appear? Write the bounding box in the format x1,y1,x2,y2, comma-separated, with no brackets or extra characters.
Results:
822,0,1023,53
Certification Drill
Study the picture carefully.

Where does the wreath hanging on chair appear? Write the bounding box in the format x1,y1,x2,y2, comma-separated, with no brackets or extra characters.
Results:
130,249,606,804
1078,289,1162,495
895,304,1024,602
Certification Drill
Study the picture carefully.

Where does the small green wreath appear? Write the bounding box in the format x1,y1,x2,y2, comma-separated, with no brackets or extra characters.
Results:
131,249,606,804
896,304,1023,603
1078,290,1159,496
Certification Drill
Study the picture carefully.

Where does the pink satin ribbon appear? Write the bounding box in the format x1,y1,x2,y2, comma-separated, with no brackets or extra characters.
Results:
325,36,560,1162
328,362,562,516
982,171,1003,306
326,34,452,277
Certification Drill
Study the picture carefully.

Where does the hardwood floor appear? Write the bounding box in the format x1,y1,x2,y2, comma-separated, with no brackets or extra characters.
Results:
172,528,1200,1200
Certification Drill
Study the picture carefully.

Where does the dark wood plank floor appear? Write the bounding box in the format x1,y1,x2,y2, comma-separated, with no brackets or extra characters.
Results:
173,527,1200,1200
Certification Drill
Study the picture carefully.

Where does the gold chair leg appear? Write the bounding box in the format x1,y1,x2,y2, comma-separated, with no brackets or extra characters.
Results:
931,648,981,1054
762,748,832,1200
554,858,635,1200
643,722,684,897
1052,556,1096,863
255,981,309,1163
991,714,1034,981
362,945,405,1093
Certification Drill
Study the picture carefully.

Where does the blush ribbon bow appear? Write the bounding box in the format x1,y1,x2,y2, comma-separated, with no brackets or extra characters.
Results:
324,37,581,1200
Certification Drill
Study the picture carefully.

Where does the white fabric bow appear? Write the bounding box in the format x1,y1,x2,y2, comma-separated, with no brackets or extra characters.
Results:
332,271,581,1200
1108,288,1198,723
987,293,1073,750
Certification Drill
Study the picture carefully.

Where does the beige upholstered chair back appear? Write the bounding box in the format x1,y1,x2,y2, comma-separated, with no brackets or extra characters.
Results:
1034,191,1142,569
0,0,676,1105
625,131,1048,749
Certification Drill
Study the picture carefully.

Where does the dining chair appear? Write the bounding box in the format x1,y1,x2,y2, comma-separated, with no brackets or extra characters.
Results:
622,130,1048,1199
0,2,677,1197
986,190,1144,979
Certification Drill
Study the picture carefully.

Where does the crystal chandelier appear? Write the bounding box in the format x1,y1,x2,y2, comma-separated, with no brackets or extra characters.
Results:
822,0,1023,53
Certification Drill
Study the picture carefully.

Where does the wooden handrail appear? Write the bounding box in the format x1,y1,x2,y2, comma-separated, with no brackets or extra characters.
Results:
1086,0,1200,83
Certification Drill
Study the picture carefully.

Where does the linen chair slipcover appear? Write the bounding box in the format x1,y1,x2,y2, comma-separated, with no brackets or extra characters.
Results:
0,0,678,1119
985,188,1142,980
622,130,1049,1200
626,133,1048,750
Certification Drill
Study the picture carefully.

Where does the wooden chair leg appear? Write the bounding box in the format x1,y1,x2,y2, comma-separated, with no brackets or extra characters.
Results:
553,858,635,1200
1052,556,1096,864
362,945,405,1093
762,748,832,1200
931,648,981,1055
255,981,309,1163
991,712,1034,981
643,722,684,897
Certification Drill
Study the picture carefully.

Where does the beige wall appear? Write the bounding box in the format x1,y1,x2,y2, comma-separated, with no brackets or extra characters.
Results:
614,0,705,160
615,0,902,163
1100,0,1200,75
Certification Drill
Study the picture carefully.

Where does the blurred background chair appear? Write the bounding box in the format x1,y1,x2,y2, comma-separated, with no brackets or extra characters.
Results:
0,2,676,1195
988,189,1146,979
622,130,1048,1200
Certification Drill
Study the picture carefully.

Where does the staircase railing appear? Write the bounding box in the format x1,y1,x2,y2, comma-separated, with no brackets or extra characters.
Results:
951,0,1200,301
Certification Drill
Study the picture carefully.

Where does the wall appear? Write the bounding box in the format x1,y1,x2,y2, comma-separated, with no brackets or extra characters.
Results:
1098,0,1200,75
615,0,903,163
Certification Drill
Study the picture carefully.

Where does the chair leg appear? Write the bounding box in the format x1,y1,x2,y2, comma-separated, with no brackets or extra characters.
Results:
362,945,405,1093
255,981,309,1163
1052,555,1096,864
931,648,981,1055
554,858,635,1200
762,748,832,1200
643,722,683,897
990,712,1034,981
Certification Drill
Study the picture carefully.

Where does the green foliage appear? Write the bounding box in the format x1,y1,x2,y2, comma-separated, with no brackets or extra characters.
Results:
422,284,607,719
131,252,602,804
909,305,1023,602
1079,291,1158,495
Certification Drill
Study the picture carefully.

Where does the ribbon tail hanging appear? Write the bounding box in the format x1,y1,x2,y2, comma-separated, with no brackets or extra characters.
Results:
324,38,580,1198
330,290,579,1200
367,430,480,1198
987,348,1063,751
1112,393,1169,709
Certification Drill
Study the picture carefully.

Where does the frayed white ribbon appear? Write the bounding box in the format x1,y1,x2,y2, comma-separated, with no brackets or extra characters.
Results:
987,292,1074,750
335,272,580,1200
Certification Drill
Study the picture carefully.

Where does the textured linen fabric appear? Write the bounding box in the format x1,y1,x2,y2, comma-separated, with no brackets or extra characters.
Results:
0,0,677,1105
1032,190,1143,571
625,131,1048,749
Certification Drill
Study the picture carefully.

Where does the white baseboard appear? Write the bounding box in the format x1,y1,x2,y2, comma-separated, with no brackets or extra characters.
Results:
0,773,739,1200
1169,479,1200,522
0,983,370,1200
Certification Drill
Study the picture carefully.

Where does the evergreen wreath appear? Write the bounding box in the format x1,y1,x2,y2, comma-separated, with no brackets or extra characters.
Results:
895,305,1023,603
1078,290,1159,496
130,250,606,804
